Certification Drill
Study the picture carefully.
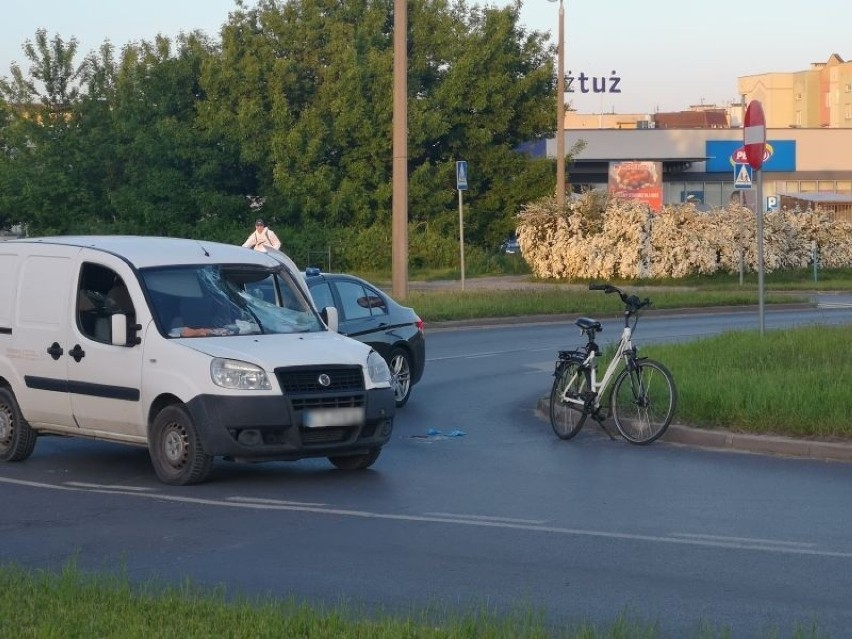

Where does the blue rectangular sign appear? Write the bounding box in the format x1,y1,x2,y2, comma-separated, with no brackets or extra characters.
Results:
706,140,796,173
456,161,468,190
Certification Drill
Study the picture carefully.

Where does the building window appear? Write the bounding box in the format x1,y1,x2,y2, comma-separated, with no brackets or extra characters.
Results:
784,182,799,194
795,92,802,101
795,111,802,126
837,181,852,194
819,181,836,192
800,181,817,193
845,104,852,120
846,83,852,92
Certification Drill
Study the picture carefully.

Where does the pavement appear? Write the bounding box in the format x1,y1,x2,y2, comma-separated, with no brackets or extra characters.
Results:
420,275,852,464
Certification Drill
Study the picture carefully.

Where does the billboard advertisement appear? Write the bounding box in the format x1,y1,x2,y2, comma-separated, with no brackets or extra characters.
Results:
608,161,663,211
705,140,796,173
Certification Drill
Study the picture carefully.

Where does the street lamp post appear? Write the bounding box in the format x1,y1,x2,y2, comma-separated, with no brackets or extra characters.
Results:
549,0,565,206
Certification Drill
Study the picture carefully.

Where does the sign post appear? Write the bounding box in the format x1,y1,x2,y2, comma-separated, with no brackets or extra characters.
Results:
456,161,468,290
744,100,767,335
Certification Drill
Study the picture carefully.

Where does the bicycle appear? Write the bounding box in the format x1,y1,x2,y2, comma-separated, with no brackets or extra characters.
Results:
549,283,677,445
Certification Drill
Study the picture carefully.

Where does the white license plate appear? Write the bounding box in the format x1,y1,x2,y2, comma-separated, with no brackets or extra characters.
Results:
303,407,365,428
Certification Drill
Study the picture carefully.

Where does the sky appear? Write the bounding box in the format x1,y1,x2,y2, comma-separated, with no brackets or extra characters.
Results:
2,0,849,115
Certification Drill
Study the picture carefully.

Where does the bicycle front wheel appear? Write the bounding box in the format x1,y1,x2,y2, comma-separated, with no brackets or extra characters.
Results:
611,358,677,445
549,361,589,440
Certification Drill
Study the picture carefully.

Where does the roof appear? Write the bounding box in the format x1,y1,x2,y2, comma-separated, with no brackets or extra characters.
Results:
11,235,279,269
653,110,729,129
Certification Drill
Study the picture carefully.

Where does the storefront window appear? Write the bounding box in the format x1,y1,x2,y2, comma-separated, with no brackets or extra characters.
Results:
818,180,836,192
784,182,799,194
799,181,817,193
703,183,723,208
837,181,852,194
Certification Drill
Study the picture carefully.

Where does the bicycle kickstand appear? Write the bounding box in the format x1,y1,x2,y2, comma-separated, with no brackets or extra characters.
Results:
590,408,617,441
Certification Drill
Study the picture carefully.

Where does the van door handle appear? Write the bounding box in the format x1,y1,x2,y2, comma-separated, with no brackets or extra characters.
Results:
47,342,64,360
69,344,85,362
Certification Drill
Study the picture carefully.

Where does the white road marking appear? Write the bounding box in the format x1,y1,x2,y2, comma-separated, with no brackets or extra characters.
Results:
65,482,154,492
228,496,327,507
2,475,850,559
669,532,816,548
425,512,548,524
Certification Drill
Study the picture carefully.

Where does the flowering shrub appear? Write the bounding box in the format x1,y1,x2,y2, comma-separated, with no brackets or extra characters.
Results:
516,194,852,279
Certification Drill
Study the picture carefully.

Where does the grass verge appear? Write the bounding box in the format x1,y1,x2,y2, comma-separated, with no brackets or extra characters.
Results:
407,288,805,323
0,562,831,639
642,325,852,439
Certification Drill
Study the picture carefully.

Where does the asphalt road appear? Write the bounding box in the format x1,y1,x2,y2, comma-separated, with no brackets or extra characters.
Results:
3,303,852,636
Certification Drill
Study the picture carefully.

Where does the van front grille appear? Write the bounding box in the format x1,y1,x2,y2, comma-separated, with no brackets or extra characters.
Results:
275,366,364,393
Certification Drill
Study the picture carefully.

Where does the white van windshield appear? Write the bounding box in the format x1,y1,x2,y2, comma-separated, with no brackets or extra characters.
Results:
141,265,323,337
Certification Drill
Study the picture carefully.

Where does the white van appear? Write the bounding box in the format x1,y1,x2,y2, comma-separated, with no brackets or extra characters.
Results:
0,236,396,484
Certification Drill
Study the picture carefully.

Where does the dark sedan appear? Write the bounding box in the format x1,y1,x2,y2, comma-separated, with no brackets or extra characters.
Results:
304,269,426,407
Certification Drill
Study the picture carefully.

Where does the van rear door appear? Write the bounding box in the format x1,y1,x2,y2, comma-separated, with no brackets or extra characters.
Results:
11,248,78,429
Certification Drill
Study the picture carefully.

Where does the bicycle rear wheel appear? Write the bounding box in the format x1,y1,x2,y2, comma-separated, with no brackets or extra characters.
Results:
610,358,677,445
549,361,589,440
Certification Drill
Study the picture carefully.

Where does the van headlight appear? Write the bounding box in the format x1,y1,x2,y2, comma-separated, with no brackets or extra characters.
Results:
211,358,271,390
367,350,391,385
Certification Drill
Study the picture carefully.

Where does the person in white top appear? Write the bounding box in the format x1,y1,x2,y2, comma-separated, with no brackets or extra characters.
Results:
242,218,281,252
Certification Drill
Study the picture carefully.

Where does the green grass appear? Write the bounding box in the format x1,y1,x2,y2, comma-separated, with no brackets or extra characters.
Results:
642,325,852,438
406,288,806,323
0,562,831,639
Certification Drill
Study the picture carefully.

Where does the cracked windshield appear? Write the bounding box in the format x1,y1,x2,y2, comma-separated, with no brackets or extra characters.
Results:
141,265,321,337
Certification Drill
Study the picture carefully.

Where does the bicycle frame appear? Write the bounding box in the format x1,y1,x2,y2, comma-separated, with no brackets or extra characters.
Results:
560,322,634,412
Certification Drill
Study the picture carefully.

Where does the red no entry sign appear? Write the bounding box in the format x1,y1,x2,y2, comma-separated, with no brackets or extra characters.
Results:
743,100,766,170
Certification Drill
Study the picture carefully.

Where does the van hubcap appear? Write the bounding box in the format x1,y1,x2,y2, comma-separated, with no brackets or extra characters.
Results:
163,428,187,466
0,407,11,441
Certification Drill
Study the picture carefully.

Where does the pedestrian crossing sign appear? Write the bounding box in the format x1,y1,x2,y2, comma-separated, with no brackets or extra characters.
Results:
734,163,753,189
456,161,468,191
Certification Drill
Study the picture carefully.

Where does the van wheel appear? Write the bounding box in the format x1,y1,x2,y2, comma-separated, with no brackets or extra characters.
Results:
328,447,381,470
0,388,37,462
149,405,213,485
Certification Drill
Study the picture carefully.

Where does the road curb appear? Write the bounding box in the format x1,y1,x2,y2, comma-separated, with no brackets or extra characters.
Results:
535,397,852,463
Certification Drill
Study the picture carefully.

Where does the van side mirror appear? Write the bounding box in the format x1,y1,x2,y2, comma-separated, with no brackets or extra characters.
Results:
110,314,128,346
321,306,339,333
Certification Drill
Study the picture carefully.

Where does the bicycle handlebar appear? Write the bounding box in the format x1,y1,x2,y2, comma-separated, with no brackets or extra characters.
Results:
588,283,651,314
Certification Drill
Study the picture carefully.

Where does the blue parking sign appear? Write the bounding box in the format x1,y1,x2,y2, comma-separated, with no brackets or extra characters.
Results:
456,161,468,191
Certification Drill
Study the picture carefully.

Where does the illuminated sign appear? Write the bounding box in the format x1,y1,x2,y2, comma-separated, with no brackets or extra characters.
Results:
706,140,796,173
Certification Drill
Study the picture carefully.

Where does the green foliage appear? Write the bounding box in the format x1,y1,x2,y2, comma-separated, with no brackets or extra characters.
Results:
1,2,563,259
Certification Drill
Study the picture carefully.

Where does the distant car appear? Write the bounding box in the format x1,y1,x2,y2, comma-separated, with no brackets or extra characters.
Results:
500,237,520,255
304,269,426,407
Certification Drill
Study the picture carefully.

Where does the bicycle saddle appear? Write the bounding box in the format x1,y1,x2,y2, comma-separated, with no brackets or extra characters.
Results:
576,317,602,332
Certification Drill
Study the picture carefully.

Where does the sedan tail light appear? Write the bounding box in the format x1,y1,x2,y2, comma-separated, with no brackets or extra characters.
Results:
416,317,424,332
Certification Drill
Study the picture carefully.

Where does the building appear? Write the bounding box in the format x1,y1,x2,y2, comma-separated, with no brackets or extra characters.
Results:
523,127,852,218
739,53,852,128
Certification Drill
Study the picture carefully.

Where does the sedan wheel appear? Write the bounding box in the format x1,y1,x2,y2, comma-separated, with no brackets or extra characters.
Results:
388,348,412,407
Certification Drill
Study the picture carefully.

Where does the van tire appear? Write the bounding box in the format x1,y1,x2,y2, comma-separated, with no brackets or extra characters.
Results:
0,387,37,462
149,405,213,485
328,447,381,470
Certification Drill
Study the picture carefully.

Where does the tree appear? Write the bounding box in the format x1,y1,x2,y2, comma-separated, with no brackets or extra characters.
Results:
199,0,556,247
